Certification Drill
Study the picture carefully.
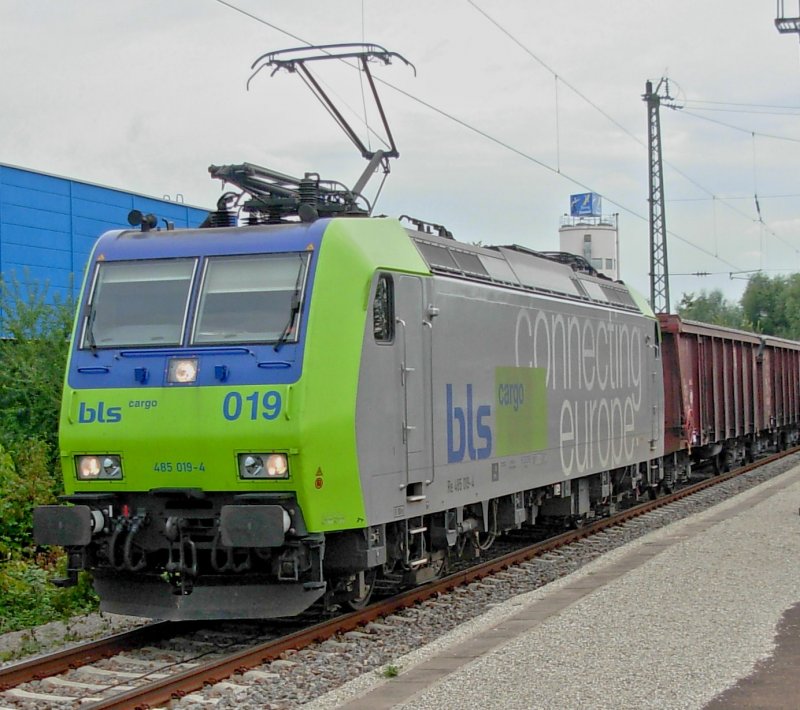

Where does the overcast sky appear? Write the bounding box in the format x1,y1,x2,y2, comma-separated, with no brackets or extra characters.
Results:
2,0,800,308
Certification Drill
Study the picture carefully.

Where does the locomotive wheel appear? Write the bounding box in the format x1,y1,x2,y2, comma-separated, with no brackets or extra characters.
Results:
569,514,587,529
429,551,448,579
345,569,378,610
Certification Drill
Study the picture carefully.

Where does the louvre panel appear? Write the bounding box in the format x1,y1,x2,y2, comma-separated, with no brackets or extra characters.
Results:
409,234,639,314
479,254,519,284
451,249,488,276
600,284,637,307
415,241,459,271
500,247,584,297
579,279,609,302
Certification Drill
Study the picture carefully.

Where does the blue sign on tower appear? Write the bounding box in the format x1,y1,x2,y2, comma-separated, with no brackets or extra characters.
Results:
570,192,602,217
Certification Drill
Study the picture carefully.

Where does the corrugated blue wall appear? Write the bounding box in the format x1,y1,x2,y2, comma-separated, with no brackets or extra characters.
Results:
0,164,209,303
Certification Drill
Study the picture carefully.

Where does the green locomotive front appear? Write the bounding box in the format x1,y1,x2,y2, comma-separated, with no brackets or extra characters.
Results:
34,216,429,619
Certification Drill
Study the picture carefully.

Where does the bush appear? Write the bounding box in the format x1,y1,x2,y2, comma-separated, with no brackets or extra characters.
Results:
0,556,98,634
0,277,99,631
0,275,74,456
0,441,60,556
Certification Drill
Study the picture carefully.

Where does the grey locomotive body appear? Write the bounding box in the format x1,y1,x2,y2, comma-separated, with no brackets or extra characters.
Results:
354,230,664,579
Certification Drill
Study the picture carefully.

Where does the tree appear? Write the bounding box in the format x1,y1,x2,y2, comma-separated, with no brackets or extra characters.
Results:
740,273,791,337
781,273,800,340
676,289,744,329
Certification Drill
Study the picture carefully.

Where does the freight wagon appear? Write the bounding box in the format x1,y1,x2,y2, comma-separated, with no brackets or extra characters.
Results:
659,314,800,476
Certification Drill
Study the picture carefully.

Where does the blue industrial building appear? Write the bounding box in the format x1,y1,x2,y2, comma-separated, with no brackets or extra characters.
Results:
0,163,209,303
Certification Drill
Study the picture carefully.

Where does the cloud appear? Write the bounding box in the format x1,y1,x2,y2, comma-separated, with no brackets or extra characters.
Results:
1,0,799,307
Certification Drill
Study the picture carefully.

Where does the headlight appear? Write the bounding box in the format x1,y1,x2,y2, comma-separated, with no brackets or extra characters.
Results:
238,453,289,479
167,357,198,384
76,455,123,480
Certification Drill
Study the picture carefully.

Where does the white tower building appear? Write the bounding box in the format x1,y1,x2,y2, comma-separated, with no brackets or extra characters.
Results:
558,193,619,280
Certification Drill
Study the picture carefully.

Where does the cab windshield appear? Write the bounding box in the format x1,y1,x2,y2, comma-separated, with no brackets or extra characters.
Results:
80,253,310,350
192,253,309,345
82,259,196,349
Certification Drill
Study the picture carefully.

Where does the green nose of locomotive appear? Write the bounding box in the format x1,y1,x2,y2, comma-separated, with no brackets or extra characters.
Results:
34,215,429,620
34,220,337,619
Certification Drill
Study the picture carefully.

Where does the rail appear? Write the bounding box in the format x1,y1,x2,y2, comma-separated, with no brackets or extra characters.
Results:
1,447,796,708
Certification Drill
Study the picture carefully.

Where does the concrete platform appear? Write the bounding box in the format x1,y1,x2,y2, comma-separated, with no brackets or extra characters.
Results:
308,465,800,710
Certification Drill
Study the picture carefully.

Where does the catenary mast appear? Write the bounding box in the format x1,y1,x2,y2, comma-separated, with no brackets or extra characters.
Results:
643,78,673,314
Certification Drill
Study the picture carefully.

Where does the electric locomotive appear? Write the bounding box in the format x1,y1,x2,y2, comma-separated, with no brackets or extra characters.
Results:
33,43,672,619
32,41,800,620
33,165,668,619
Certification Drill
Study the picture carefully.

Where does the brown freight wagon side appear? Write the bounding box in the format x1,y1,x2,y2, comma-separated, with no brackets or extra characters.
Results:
762,332,800,436
658,314,800,469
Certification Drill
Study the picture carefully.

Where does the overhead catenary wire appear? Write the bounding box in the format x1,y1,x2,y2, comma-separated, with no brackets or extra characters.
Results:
464,1,800,262
682,98,800,110
371,73,745,270
752,132,763,224
213,0,748,273
464,2,774,201
672,107,800,143
665,106,800,255
671,268,796,276
465,0,643,148
680,98,800,116
668,193,800,202
713,195,718,257
667,104,797,278
216,0,391,152
554,75,561,173
680,105,800,116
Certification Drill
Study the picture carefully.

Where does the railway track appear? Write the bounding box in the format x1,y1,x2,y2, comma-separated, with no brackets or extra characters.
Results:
1,448,796,709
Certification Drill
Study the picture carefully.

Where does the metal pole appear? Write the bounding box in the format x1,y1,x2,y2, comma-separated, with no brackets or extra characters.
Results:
644,79,670,314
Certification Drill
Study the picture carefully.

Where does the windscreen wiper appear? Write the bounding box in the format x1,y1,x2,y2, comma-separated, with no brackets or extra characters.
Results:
85,306,99,357
273,293,301,353
274,256,306,353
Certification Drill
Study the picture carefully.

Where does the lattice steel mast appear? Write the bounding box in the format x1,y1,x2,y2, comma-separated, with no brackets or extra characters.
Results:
775,1,800,36
643,78,672,314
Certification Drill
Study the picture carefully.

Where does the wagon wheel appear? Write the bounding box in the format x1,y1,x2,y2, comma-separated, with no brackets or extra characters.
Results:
712,451,729,475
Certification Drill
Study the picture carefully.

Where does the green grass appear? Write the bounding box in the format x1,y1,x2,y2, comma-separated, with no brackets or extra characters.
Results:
0,554,98,635
381,664,400,678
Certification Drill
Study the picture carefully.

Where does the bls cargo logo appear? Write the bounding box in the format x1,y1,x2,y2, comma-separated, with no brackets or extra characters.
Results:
446,368,547,464
446,384,492,463
78,401,122,423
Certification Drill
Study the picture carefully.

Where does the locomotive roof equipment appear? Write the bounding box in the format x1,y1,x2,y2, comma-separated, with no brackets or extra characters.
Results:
209,44,416,226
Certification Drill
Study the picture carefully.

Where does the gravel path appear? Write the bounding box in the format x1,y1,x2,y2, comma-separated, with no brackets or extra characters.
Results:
313,462,800,710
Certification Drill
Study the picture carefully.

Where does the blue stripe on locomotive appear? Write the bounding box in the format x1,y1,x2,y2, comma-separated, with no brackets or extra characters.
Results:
67,220,329,390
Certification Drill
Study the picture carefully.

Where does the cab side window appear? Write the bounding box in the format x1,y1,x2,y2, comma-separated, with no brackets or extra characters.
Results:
653,322,662,359
373,274,394,343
